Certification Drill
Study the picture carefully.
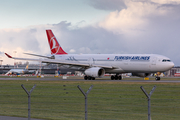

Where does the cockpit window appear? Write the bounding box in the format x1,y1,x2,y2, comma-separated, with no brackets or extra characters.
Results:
162,59,171,62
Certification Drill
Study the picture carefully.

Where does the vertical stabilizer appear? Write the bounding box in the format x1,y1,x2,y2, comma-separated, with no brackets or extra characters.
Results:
25,65,29,70
46,30,67,55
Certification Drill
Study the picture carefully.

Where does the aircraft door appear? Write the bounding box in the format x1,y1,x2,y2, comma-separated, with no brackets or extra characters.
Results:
152,57,156,65
88,58,94,66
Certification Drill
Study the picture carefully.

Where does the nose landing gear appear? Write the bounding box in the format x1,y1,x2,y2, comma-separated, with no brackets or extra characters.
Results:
155,77,160,81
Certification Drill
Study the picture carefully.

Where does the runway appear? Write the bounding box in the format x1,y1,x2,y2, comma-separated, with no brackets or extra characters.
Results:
0,76,180,83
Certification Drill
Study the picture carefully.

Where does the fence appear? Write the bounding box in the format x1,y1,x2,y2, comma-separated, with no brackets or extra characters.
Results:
0,81,180,120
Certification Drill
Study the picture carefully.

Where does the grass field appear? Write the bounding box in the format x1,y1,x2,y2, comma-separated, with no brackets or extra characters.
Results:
0,78,180,120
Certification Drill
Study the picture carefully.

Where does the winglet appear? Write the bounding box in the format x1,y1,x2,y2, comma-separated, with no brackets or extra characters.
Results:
5,53,12,58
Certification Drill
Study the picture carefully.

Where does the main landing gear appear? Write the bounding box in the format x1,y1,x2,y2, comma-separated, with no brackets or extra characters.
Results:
155,77,160,81
84,75,95,80
111,75,122,80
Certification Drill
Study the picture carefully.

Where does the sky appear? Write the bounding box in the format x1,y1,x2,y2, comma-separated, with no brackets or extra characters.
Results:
0,0,180,66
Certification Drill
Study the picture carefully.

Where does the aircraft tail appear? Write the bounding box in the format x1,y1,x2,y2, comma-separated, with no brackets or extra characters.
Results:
46,30,67,55
25,65,29,70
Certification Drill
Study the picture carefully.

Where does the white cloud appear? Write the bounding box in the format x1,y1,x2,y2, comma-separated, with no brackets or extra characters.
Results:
151,0,180,4
0,25,53,65
93,0,180,64
78,47,92,54
99,1,169,35
1,0,180,66
69,49,76,53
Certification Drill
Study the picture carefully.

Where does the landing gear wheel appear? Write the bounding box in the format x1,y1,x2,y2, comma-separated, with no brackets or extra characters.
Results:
111,76,115,80
115,75,118,80
88,76,92,80
118,75,122,80
155,77,160,81
84,76,88,80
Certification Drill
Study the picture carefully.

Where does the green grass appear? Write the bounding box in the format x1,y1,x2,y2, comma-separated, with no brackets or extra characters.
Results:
0,79,180,120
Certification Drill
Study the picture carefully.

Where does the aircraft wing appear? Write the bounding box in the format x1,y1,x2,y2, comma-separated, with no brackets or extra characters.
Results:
5,70,11,75
5,53,114,69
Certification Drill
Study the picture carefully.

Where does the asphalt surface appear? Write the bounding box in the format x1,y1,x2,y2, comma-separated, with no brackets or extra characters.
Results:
0,77,180,83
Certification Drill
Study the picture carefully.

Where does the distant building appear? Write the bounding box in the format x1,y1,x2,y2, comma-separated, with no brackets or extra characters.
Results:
0,63,83,74
164,66,180,76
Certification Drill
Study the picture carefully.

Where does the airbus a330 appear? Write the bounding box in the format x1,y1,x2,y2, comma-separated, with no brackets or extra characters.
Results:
5,30,174,80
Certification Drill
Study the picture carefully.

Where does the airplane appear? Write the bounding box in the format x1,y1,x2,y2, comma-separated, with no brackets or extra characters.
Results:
5,29,174,80
5,64,35,75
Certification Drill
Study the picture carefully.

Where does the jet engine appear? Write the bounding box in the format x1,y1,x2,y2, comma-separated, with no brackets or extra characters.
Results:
132,73,151,77
85,67,105,77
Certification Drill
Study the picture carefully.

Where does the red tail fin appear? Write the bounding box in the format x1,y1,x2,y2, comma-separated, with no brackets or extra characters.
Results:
46,30,67,55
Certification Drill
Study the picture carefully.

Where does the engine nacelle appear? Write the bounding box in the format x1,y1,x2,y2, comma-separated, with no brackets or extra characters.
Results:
132,73,151,77
85,67,105,77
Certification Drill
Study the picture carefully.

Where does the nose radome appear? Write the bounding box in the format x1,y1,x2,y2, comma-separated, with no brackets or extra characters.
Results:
172,62,174,68
169,62,174,68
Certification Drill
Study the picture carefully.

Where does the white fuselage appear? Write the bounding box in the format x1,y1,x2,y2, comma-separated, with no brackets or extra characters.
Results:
54,54,174,74
5,69,29,75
